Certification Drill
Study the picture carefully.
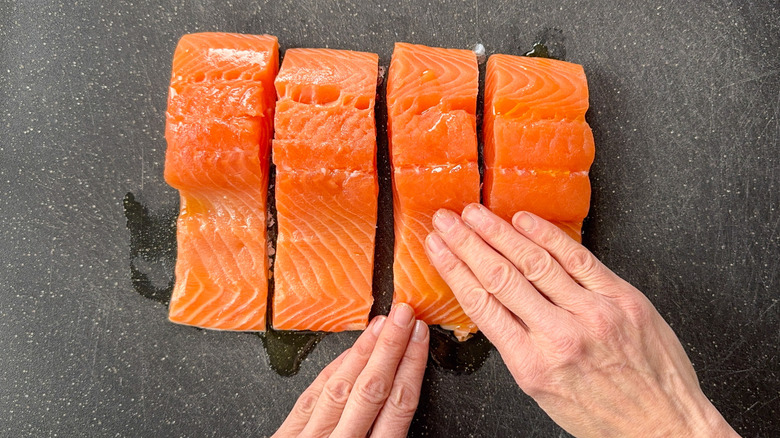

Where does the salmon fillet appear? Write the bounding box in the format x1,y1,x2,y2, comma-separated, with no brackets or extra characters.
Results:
272,49,379,331
484,55,595,242
164,32,278,331
387,42,479,340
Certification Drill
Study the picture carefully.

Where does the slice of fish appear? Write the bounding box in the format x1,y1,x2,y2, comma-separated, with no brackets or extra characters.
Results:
387,42,480,340
484,54,595,242
272,48,379,332
164,32,278,331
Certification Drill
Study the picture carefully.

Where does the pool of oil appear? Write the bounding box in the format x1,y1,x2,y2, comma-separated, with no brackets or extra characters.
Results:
123,192,176,305
258,330,326,377
524,27,566,60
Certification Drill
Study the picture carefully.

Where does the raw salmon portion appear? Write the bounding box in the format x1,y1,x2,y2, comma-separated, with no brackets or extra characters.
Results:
389,110,478,167
484,55,595,242
274,49,377,108
170,32,278,127
272,49,379,332
484,55,589,122
164,33,279,331
387,43,479,340
165,118,269,192
273,100,376,158
273,170,377,331
167,81,267,122
483,169,591,221
393,163,480,338
487,119,594,171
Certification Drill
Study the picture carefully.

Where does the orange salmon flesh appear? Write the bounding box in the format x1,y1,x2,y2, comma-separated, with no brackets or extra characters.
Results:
163,35,595,337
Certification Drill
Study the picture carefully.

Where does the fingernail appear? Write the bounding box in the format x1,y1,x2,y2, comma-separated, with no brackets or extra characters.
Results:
461,204,484,228
392,303,414,327
433,210,456,232
411,320,428,342
371,316,386,335
514,212,535,232
425,233,447,254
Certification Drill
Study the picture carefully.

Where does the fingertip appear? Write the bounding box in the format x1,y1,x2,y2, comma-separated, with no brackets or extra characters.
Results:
462,203,482,215
432,208,458,233
513,211,536,233
461,203,484,227
370,315,387,335
425,232,448,254
411,320,429,343
391,303,415,328
433,207,456,218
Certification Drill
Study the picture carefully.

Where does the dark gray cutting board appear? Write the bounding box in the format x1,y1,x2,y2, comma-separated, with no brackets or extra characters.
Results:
1,1,778,436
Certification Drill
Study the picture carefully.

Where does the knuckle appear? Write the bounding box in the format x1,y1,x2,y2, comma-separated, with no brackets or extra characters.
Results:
519,373,547,398
446,223,471,247
411,349,430,367
566,248,598,278
461,286,491,319
352,340,374,358
436,252,461,276
378,333,407,352
387,383,420,415
587,311,617,340
294,391,319,416
404,341,429,363
536,226,561,248
355,374,391,405
509,357,548,397
521,381,544,399
519,249,555,283
620,295,652,325
492,328,522,358
479,215,504,236
482,261,515,293
550,331,585,360
323,377,352,405
452,227,486,255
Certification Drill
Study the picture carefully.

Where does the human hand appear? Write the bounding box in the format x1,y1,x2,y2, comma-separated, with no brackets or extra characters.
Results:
424,204,738,438
273,303,429,438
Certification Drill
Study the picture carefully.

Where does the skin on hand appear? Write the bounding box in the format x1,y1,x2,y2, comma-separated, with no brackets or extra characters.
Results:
424,204,739,438
273,303,429,438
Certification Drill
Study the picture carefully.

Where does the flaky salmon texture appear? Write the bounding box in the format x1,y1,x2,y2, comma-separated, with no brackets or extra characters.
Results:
164,33,278,331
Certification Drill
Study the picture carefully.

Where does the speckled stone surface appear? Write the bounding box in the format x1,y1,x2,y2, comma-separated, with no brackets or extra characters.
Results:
1,1,778,436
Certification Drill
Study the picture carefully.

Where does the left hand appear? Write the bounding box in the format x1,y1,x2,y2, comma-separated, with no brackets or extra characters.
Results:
273,303,429,438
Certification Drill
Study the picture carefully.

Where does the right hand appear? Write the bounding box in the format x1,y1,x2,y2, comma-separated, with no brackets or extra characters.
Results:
424,204,738,437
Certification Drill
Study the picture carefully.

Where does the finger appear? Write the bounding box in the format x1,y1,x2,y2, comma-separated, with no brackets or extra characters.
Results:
331,304,417,437
273,349,349,437
424,232,529,353
460,204,592,310
432,209,565,328
512,211,623,292
299,316,386,437
370,320,430,438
